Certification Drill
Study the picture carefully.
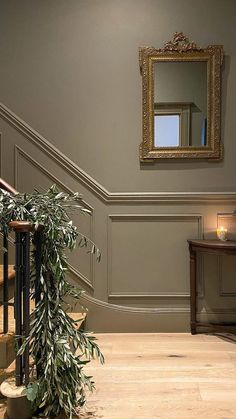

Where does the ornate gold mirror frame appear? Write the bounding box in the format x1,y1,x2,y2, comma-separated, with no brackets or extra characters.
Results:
139,32,224,162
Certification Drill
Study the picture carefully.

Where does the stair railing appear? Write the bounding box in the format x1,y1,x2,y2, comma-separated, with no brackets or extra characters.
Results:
0,178,43,386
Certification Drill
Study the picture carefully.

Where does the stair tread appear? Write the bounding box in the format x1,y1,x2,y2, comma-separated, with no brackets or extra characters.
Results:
0,299,35,333
0,296,86,333
0,265,15,287
67,311,86,328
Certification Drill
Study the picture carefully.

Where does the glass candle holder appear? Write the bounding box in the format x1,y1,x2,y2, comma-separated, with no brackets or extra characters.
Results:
216,226,228,241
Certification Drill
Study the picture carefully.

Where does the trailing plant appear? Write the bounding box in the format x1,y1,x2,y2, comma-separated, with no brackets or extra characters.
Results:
0,185,104,418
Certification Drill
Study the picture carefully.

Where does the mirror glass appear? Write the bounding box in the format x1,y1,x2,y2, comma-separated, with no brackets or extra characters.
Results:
154,61,208,148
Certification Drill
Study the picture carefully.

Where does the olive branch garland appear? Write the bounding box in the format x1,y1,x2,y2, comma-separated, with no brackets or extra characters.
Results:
0,185,104,418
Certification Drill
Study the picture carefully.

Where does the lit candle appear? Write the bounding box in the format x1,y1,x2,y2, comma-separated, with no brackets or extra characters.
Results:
216,226,228,241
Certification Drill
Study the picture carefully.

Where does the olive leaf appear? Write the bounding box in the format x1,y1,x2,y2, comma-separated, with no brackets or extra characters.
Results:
0,185,104,418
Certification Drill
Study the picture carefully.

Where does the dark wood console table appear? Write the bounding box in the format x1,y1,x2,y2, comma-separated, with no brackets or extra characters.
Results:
188,239,236,335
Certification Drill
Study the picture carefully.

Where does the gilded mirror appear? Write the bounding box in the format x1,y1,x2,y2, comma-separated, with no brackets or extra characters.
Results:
139,32,224,161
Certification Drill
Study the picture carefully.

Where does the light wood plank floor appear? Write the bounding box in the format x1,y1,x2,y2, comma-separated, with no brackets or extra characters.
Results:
1,333,236,418
83,333,236,419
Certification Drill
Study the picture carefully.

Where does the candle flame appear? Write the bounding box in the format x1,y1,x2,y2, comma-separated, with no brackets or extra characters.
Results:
217,226,227,233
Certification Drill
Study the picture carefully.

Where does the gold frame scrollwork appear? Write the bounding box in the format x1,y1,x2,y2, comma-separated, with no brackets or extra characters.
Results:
139,32,224,162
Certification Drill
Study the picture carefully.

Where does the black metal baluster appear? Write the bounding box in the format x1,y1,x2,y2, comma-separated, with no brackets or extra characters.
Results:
33,229,43,379
3,231,9,334
15,231,23,386
22,232,30,385
34,230,42,307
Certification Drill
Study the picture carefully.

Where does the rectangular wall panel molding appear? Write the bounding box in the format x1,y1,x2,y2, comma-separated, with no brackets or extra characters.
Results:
108,214,203,301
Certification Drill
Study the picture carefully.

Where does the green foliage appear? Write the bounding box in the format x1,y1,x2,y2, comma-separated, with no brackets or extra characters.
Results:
0,185,104,418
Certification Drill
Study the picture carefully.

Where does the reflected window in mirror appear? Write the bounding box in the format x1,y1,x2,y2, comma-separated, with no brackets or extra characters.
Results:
154,114,180,147
154,103,190,147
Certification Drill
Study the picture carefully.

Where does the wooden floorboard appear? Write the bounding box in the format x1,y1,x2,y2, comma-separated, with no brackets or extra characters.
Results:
1,333,236,418
82,333,236,419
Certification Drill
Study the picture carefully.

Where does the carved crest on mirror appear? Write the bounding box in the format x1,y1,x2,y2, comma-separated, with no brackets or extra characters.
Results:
139,32,224,161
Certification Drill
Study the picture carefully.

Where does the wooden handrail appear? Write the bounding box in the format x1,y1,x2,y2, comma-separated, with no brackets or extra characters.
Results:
0,178,17,194
9,221,33,232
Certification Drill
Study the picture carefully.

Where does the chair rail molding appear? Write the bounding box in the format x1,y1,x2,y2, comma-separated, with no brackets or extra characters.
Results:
1,102,236,204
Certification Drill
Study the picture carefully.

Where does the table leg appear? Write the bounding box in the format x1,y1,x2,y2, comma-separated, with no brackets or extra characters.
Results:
190,247,197,334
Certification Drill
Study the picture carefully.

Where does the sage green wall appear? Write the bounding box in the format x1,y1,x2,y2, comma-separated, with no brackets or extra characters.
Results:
0,0,236,192
1,0,236,332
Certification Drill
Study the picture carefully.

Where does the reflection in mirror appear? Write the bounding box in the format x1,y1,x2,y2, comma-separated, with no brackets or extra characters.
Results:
154,61,207,148
154,114,180,147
